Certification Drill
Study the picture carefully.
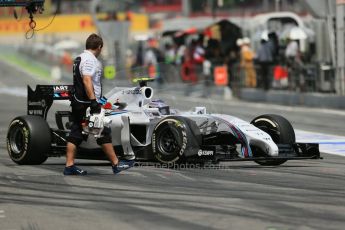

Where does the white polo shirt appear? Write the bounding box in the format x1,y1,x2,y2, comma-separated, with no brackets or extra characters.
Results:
79,50,102,101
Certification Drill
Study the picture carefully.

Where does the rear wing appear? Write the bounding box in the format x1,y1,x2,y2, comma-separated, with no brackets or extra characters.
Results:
27,85,74,119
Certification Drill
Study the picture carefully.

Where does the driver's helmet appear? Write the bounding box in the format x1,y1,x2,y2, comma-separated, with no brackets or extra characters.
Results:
149,99,170,115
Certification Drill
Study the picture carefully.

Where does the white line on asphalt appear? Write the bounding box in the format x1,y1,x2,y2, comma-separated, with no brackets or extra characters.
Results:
245,101,345,116
175,172,195,181
296,129,345,156
121,171,147,177
156,174,168,179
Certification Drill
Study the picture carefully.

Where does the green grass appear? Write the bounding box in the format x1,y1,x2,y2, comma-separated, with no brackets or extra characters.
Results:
0,52,51,80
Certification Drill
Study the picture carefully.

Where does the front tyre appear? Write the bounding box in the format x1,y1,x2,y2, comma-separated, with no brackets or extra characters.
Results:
251,114,295,166
7,116,50,165
152,116,193,163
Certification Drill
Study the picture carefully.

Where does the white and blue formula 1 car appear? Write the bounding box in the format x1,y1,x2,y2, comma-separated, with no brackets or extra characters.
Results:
7,79,320,166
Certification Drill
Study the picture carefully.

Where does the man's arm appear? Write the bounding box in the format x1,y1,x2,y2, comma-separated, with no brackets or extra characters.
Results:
82,75,96,100
83,75,101,113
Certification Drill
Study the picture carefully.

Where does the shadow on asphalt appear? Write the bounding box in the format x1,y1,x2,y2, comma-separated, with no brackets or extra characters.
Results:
39,161,318,170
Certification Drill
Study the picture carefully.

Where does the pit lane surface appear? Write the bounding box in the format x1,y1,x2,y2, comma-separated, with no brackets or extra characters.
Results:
1,61,345,230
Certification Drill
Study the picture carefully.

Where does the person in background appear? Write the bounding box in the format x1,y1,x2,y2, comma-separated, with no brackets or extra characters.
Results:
175,43,186,65
236,38,244,86
268,32,279,63
256,34,273,91
193,39,205,65
225,38,239,92
164,43,176,65
144,38,164,83
203,39,224,97
285,37,304,90
182,39,200,95
241,37,256,88
134,40,144,67
192,38,205,83
144,38,159,67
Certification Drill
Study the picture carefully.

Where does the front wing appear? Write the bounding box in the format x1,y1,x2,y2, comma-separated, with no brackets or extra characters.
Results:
188,142,321,163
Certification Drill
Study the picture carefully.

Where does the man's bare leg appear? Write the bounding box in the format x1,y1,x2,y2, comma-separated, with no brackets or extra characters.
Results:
66,142,77,167
64,142,87,175
102,143,119,166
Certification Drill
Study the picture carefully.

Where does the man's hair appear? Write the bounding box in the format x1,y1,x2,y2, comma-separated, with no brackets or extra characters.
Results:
85,33,103,50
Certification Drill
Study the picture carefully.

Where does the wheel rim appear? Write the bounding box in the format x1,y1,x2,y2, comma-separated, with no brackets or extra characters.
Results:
157,126,181,155
9,126,25,156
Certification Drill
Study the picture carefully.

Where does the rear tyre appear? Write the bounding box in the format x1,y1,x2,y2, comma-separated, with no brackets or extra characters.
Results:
251,114,295,166
152,116,199,164
7,115,50,165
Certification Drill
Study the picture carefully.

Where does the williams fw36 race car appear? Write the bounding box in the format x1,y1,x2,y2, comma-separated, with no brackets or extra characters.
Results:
7,79,320,166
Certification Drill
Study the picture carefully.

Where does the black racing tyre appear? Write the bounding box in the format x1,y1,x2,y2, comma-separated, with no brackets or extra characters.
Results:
152,116,199,164
251,114,295,166
7,115,50,165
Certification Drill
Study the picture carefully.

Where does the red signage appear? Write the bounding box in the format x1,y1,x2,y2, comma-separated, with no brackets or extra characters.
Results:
214,66,228,86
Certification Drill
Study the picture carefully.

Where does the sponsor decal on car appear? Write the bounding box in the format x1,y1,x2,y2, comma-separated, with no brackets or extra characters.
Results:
122,88,141,95
53,86,69,92
28,110,43,115
28,99,46,107
53,86,70,98
197,149,214,156
180,130,187,156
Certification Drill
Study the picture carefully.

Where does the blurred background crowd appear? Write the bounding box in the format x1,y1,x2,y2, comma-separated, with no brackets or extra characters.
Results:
0,0,343,96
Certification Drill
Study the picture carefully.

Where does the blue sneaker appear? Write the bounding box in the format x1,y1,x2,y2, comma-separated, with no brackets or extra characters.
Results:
112,160,135,174
63,165,87,176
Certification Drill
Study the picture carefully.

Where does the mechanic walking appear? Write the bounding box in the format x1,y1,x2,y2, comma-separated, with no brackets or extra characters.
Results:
64,33,134,175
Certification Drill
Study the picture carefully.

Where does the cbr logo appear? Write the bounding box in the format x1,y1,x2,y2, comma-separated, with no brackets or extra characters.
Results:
197,150,214,156
54,86,68,91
